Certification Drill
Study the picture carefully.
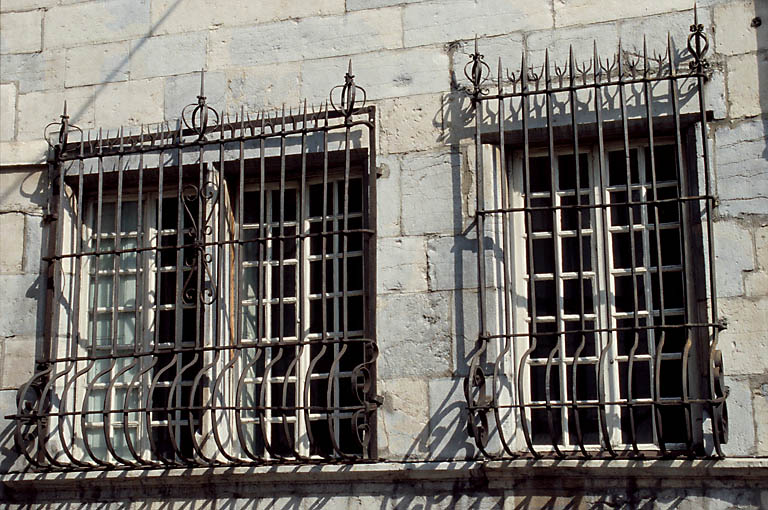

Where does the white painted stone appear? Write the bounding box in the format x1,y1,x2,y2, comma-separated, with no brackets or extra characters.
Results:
618,8,712,57
164,71,227,122
0,168,46,213
727,52,768,119
554,0,692,28
0,336,34,389
150,0,344,36
0,10,42,54
0,0,56,12
403,0,551,48
401,149,463,236
377,236,427,294
718,296,768,376
426,234,478,292
301,47,450,106
744,270,768,297
64,41,129,87
0,213,25,273
377,377,429,458
376,154,402,239
0,140,48,165
0,49,65,94
713,220,754,297
716,117,767,147
756,382,768,456
129,32,207,81
224,63,302,114
348,0,424,9
43,0,150,49
378,93,447,155
208,8,402,69
756,223,768,270
0,83,17,141
15,86,95,141
22,213,44,274
0,274,41,337
94,78,164,128
720,375,756,456
527,23,619,70
427,377,476,460
714,1,767,55
376,291,452,378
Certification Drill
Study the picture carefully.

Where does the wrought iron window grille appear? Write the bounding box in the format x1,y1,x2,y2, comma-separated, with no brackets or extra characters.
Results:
464,10,729,459
12,63,380,470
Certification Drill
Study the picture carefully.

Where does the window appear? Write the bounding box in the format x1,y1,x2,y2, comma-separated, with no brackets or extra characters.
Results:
507,143,699,453
464,20,728,458
13,71,380,469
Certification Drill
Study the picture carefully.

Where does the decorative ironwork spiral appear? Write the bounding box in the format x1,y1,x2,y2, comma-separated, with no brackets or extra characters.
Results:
688,9,710,73
44,101,82,150
182,70,220,141
330,60,367,119
464,37,491,97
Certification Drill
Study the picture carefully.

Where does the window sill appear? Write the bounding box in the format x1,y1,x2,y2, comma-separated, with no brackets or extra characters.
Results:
3,458,768,491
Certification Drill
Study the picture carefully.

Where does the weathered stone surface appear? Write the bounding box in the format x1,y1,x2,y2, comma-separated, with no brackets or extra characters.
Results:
0,49,64,94
427,377,476,460
618,8,712,55
0,83,17,142
300,47,449,105
0,274,41,338
130,32,207,81
22,213,44,274
719,296,768,376
208,9,402,69
0,0,56,12
757,223,768,270
401,149,464,236
378,93,446,155
376,154,402,238
714,0,768,55
744,270,768,297
715,119,768,216
426,234,478,292
376,291,452,378
0,167,46,213
16,86,95,141
0,336,35,389
727,51,768,119
527,23,618,68
377,236,427,294
0,213,25,273
0,10,42,54
64,41,129,87
403,0,551,48
94,78,164,128
554,0,691,27
721,375,757,456
0,140,48,165
44,0,150,49
224,63,301,114
377,377,429,458
0,389,25,474
164,71,227,122
713,220,754,297
150,0,344,36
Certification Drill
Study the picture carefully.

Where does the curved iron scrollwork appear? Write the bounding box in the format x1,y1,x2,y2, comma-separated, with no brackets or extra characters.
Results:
464,37,491,98
329,60,367,120
182,70,220,141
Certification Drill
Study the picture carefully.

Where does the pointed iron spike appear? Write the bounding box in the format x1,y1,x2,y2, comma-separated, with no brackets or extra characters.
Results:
694,2,698,25
200,68,205,98
304,98,308,118
62,100,68,118
347,58,353,77
544,48,550,79
474,34,479,55
497,57,503,86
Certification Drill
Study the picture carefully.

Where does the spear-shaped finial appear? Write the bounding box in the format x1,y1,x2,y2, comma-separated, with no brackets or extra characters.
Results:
61,100,69,120
347,58,353,79
198,69,206,103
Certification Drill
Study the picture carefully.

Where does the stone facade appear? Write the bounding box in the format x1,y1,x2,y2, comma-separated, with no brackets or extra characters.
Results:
1,0,767,507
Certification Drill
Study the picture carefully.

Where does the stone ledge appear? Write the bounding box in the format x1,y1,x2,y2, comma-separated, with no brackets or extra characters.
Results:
3,458,768,491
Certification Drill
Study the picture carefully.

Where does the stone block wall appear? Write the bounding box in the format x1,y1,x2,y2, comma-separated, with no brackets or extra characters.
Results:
0,0,767,504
